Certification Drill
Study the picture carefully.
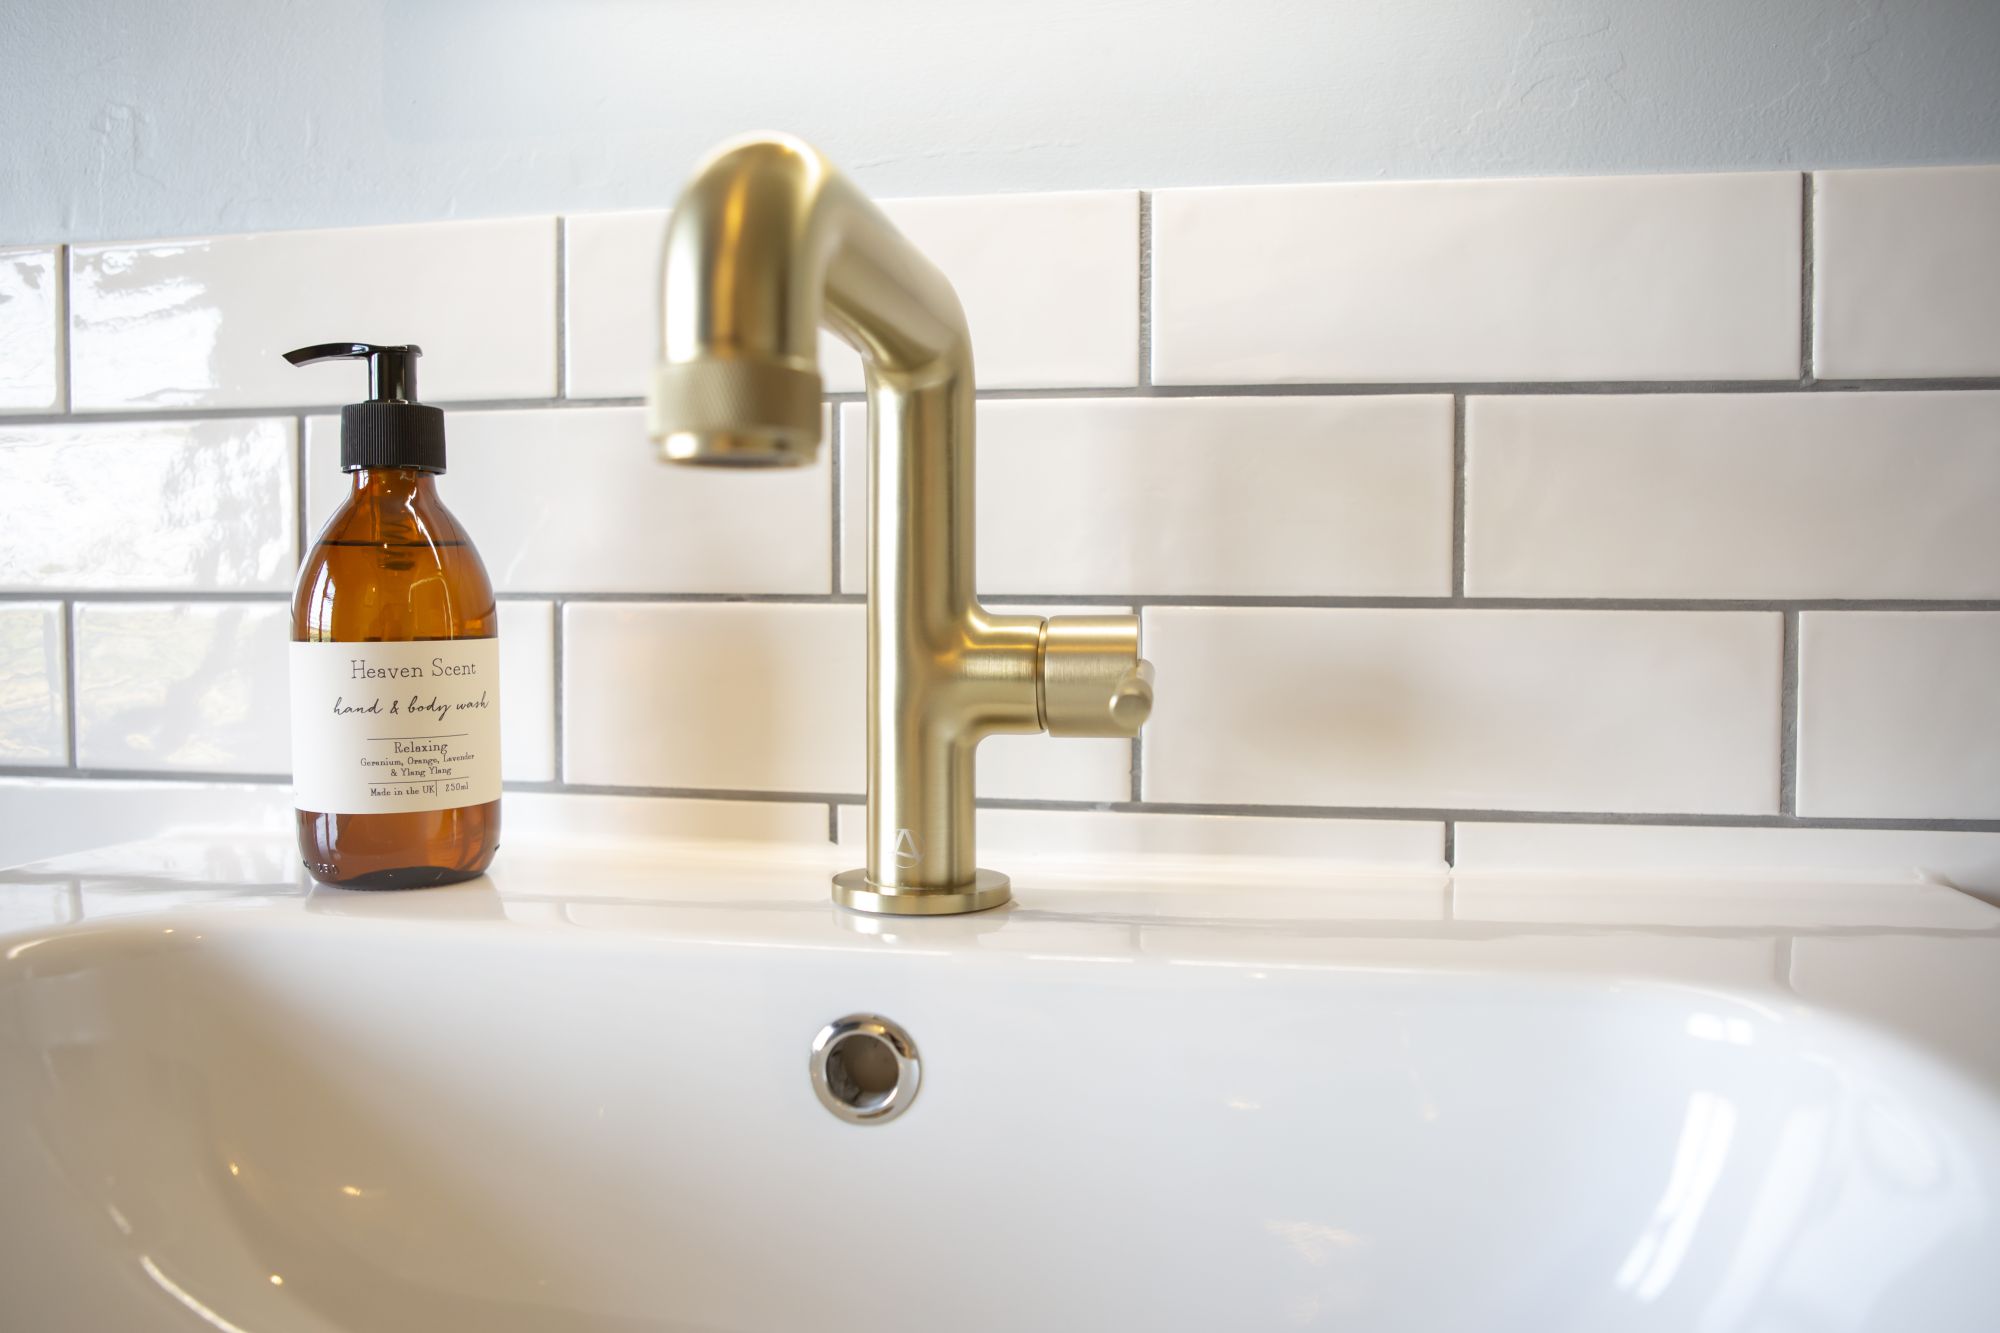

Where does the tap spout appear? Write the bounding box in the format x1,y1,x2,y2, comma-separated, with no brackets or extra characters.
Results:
650,133,969,467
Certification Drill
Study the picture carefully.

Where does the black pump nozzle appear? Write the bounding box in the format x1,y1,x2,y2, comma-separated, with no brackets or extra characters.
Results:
283,342,424,403
285,341,445,473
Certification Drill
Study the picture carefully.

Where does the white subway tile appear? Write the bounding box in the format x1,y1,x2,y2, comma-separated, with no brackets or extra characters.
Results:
1465,392,2000,598
565,191,1138,399
0,247,62,413
1152,172,1801,384
1814,166,2000,379
0,603,66,766
498,601,557,784
305,406,830,594
73,602,290,774
840,396,1451,596
0,777,292,871
817,191,1138,392
70,218,557,410
1143,608,1780,813
561,210,664,399
1454,822,2000,894
501,792,829,847
1797,612,2000,819
563,603,864,794
1,417,296,592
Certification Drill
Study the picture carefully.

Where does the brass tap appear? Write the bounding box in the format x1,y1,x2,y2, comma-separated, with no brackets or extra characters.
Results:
650,134,1154,915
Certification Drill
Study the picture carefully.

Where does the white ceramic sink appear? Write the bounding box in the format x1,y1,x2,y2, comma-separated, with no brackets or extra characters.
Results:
3,836,1999,1332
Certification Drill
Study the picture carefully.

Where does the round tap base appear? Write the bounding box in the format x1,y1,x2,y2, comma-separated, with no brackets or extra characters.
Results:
832,868,1012,916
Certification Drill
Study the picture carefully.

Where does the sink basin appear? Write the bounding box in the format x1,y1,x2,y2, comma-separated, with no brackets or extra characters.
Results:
3,836,1998,1331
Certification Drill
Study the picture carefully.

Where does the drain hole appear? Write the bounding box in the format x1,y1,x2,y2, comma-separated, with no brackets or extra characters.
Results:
823,1032,899,1111
811,1014,920,1125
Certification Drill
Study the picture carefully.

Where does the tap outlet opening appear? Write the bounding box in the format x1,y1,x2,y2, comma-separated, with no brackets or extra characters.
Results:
659,430,817,468
648,357,824,468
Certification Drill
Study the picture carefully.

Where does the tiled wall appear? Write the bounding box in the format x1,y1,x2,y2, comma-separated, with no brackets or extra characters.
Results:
4,164,2000,886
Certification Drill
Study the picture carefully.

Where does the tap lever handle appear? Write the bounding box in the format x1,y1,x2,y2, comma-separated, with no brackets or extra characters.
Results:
1111,659,1155,730
1039,614,1154,738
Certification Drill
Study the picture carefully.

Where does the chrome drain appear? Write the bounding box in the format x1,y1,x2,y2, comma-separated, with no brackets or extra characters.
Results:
810,1014,921,1125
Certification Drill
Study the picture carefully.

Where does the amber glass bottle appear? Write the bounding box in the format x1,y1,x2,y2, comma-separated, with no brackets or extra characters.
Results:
286,343,500,888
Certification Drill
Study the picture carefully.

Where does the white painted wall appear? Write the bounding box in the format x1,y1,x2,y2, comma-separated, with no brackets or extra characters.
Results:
3,0,1997,243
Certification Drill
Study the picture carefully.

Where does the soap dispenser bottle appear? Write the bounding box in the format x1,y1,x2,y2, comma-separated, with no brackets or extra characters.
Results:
286,342,500,888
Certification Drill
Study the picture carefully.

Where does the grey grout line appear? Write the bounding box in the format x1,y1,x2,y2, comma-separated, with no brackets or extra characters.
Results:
60,600,78,768
293,414,309,563
505,592,865,605
551,598,567,784
828,403,843,594
10,762,2000,836
1137,191,1153,387
505,781,865,805
1780,610,1800,815
9,375,2000,431
55,244,72,414
2,591,295,605
1800,173,1817,384
826,802,839,845
5,588,2000,613
556,214,572,394
1442,820,1455,868
0,766,291,786
993,803,2000,832
1451,395,1467,599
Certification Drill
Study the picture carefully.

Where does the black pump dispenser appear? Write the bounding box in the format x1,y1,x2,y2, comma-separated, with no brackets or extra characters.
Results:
283,342,447,473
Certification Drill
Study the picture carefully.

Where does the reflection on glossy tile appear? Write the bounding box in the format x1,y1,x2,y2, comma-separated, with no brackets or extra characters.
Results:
840,397,1453,596
1152,172,1800,383
0,417,296,591
565,191,1138,398
1466,393,2000,598
498,602,557,784
562,602,864,793
1814,166,2000,379
1797,612,2000,819
1143,608,1782,813
1455,823,2000,895
0,879,74,932
305,407,829,593
0,247,62,413
0,603,65,766
70,218,557,410
73,602,289,774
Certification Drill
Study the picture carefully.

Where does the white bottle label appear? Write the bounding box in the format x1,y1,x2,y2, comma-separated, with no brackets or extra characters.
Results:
290,639,502,814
